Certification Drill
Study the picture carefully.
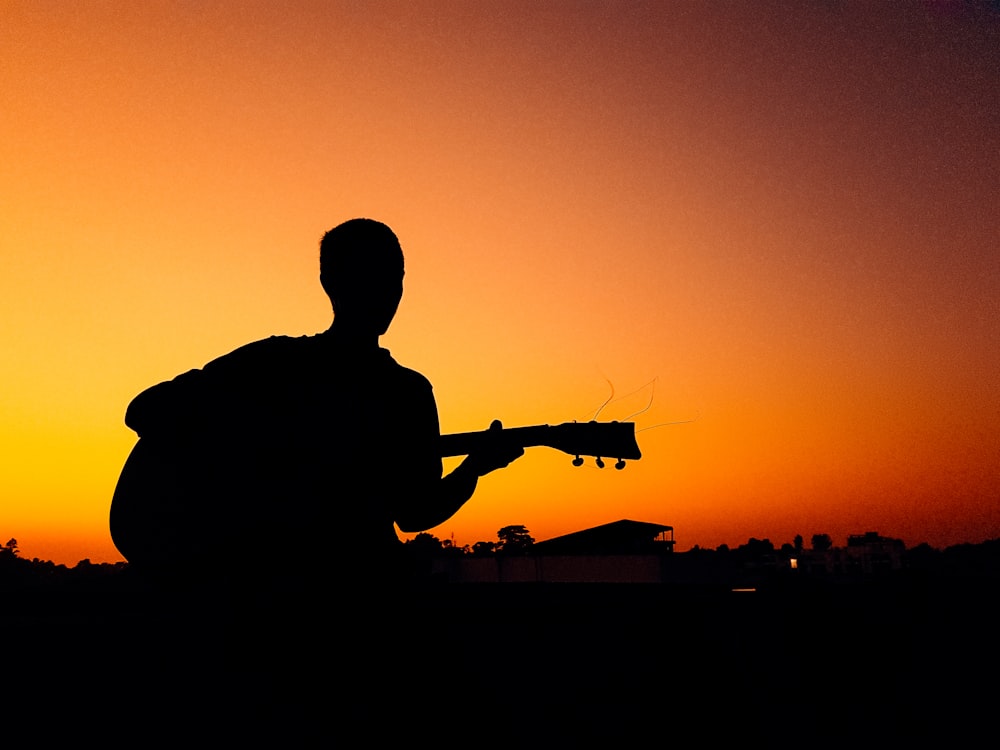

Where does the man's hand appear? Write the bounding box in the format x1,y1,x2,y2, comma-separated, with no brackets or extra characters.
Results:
465,419,524,477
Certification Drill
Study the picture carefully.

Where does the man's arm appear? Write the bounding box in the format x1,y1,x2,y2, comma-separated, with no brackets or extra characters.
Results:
393,407,523,534
124,369,204,438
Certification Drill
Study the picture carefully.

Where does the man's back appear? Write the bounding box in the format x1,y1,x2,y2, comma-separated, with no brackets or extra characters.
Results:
112,331,442,586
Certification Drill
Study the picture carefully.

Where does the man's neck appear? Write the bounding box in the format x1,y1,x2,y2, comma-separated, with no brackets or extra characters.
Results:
325,320,381,351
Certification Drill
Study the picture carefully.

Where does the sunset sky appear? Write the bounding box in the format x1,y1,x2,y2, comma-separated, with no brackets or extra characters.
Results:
3,1,998,566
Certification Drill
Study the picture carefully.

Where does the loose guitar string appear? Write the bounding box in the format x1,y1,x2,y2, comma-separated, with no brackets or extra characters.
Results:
582,375,696,451
637,417,698,432
599,377,698,430
589,375,616,421
586,376,658,422
622,377,657,421
575,377,694,468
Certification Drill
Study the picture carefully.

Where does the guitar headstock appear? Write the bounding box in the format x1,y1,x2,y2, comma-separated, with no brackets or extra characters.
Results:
544,421,641,468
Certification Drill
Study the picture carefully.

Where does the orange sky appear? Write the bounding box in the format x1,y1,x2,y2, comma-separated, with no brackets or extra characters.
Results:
3,2,998,565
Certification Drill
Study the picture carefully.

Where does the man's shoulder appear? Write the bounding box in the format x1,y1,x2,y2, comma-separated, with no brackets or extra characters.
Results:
206,336,434,392
204,334,314,368
379,348,433,392
228,334,304,356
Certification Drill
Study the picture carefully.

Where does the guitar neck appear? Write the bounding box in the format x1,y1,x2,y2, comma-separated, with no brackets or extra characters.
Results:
439,421,641,461
439,425,553,458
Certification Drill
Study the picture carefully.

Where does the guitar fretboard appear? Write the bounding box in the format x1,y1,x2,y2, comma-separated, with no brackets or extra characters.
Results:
438,422,641,461
439,425,552,457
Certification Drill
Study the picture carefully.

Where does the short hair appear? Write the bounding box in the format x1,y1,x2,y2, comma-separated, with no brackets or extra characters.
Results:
319,218,404,300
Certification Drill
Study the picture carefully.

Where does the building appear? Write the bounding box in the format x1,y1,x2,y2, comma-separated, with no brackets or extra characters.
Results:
431,519,675,583
531,519,674,556
797,531,905,577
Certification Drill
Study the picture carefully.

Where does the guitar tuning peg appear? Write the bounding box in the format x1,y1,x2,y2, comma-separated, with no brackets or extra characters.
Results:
615,459,626,470
572,456,584,467
596,457,605,469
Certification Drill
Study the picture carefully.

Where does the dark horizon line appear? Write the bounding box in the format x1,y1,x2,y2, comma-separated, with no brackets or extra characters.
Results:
3,533,1000,571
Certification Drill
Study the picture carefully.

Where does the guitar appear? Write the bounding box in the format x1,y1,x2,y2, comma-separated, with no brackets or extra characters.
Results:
110,420,641,570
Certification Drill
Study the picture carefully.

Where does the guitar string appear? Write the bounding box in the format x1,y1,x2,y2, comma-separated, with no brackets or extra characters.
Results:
589,377,697,428
585,376,643,420
637,416,698,432
622,377,657,421
589,374,616,421
586,377,658,422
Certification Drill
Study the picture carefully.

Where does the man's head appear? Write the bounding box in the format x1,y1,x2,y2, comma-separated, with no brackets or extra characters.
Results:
320,218,404,336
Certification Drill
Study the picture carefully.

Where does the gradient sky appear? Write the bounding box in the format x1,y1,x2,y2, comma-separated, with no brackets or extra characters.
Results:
3,1,998,565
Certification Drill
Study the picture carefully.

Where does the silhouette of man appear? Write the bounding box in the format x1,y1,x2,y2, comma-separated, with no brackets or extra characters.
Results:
112,218,522,593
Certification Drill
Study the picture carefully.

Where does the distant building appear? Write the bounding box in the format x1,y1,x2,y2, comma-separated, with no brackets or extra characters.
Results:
797,531,905,577
427,525,910,586
431,519,675,584
841,531,905,574
531,519,674,556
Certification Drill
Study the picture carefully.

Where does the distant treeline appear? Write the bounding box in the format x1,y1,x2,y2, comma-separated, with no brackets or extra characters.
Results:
2,532,999,587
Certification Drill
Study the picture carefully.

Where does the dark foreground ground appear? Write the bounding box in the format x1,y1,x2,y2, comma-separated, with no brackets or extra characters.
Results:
2,570,996,746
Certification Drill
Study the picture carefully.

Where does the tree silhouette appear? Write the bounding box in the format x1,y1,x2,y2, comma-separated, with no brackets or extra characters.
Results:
0,538,19,573
471,540,496,556
811,533,833,552
496,525,534,554
440,539,469,556
406,532,443,554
